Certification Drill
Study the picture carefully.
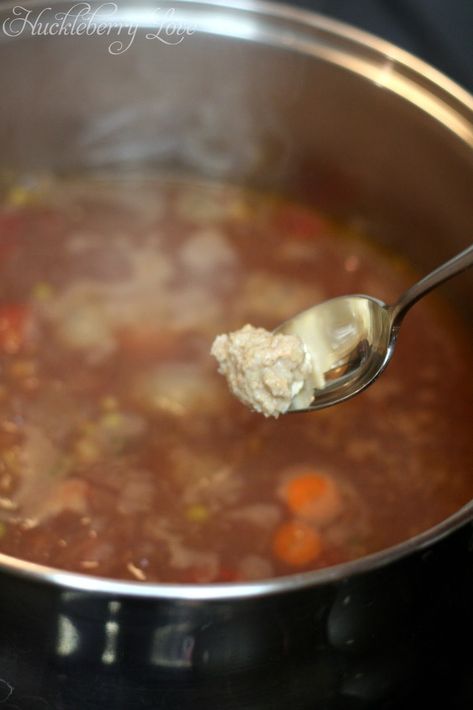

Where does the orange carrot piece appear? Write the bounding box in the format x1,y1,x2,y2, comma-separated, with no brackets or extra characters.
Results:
272,520,322,567
286,472,328,509
282,470,342,526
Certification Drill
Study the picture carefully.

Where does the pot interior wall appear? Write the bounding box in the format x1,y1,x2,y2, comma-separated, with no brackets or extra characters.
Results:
0,3,472,317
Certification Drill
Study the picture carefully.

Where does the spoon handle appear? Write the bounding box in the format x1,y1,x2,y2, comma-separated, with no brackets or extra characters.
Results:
390,243,473,328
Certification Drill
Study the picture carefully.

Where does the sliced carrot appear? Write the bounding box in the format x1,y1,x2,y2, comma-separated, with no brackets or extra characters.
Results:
0,304,29,353
272,520,322,567
282,470,342,526
286,472,328,509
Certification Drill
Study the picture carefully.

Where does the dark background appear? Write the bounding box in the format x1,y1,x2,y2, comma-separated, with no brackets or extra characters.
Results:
286,0,473,93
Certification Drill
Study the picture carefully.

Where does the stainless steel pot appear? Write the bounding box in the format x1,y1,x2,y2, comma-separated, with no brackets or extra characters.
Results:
0,1,472,708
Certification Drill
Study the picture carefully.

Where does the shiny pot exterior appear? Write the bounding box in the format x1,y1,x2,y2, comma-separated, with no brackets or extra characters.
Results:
2,528,473,709
0,1,473,708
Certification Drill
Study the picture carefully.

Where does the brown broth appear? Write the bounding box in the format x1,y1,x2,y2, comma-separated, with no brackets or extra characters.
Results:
0,176,472,583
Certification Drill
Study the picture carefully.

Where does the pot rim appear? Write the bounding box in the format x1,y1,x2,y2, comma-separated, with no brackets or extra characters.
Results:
0,0,472,600
2,504,473,599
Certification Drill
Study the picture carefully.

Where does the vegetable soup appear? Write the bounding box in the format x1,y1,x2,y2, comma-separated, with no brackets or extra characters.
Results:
0,176,472,583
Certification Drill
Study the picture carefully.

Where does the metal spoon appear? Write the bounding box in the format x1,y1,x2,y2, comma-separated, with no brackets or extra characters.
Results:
275,244,473,412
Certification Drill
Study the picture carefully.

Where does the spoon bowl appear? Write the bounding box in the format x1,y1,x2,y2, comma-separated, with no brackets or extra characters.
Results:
275,244,473,413
275,295,393,411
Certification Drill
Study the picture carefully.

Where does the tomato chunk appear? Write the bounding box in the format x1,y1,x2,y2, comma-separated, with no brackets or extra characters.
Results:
0,304,29,353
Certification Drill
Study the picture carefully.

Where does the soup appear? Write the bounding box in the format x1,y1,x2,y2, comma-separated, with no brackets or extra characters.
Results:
0,176,472,583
